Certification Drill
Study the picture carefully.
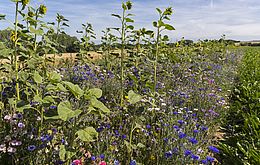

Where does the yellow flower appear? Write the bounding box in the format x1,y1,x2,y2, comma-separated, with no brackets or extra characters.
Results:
150,155,156,161
22,0,30,6
10,31,17,43
39,5,47,15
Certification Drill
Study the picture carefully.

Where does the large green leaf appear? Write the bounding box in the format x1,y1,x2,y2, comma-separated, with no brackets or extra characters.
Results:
43,96,55,104
90,97,110,113
88,88,102,98
57,101,82,121
164,24,175,30
33,71,42,84
125,18,134,23
128,90,142,104
59,145,76,161
111,14,121,19
63,81,84,99
48,71,62,83
75,127,98,142
29,26,44,35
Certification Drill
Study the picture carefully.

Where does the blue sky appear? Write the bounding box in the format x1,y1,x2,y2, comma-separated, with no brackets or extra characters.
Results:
0,0,260,42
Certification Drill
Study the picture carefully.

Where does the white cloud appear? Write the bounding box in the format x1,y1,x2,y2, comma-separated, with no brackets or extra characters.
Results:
0,0,259,42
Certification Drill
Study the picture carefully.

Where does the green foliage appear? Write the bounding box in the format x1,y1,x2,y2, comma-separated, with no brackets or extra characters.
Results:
128,90,142,104
219,48,260,165
50,33,79,53
75,127,98,142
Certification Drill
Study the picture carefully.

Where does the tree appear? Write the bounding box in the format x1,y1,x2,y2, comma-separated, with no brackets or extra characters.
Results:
0,29,12,48
50,33,80,53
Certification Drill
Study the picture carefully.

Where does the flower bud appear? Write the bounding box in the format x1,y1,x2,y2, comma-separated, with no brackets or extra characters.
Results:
22,0,30,6
28,11,34,17
39,5,47,15
126,1,132,10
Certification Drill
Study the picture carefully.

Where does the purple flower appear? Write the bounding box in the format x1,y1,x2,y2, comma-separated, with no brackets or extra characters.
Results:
130,160,136,165
206,156,215,162
52,128,58,134
201,159,208,164
178,120,185,125
100,154,105,160
146,124,151,129
50,105,57,109
193,129,199,134
208,146,220,153
114,160,120,165
201,126,208,131
191,154,200,160
179,132,186,139
91,156,96,161
18,122,25,128
122,134,127,139
173,125,180,131
27,145,36,151
189,137,198,144
163,138,169,143
184,150,192,157
165,151,173,158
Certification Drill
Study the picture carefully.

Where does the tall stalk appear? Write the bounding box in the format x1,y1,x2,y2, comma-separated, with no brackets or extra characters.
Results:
152,7,174,105
14,2,20,100
112,1,134,107
120,8,126,107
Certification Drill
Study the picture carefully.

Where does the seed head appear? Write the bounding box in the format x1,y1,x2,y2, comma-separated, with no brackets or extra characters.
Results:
22,0,30,6
39,5,47,15
126,1,132,10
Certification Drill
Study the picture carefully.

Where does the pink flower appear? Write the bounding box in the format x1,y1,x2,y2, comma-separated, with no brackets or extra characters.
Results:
73,159,82,165
99,161,107,165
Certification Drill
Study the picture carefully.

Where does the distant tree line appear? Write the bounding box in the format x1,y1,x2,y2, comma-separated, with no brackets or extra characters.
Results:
1,29,258,52
0,29,80,53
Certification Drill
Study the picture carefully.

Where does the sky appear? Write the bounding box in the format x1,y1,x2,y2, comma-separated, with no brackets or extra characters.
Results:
0,0,260,42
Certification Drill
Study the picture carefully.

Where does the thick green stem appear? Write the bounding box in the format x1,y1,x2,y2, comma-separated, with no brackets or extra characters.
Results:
14,2,20,100
153,26,160,104
33,10,39,52
120,10,126,107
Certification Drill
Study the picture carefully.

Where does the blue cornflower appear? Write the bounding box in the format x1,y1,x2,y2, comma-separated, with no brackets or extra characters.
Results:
206,156,215,162
52,128,58,134
27,145,36,151
122,134,127,139
178,120,185,125
50,105,57,109
201,126,208,131
189,137,198,144
184,150,192,157
179,132,186,139
130,160,136,165
165,151,173,158
91,156,96,161
173,125,180,131
106,124,111,129
97,126,104,132
17,113,23,119
208,146,220,153
146,124,151,129
201,159,208,164
57,160,65,164
100,154,105,160
163,138,169,143
191,154,200,160
193,129,199,134
114,159,120,165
